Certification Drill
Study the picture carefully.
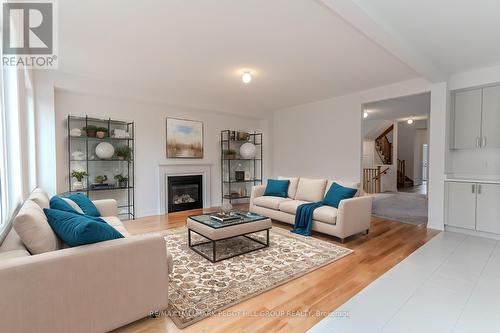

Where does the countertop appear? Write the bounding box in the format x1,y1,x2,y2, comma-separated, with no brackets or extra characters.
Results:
445,177,500,184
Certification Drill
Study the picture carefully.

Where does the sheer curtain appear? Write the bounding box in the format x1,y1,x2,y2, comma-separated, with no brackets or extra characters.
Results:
0,66,37,231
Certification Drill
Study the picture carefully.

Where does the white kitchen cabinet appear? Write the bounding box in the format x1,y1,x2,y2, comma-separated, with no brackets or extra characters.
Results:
451,89,482,149
476,183,500,234
481,86,500,148
446,182,477,230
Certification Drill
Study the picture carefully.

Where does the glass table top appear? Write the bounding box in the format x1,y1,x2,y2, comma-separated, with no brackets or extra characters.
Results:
188,211,268,229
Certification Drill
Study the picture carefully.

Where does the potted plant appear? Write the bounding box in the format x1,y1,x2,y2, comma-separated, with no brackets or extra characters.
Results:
96,127,108,139
224,149,237,160
83,125,98,138
116,146,133,161
94,175,108,184
71,170,88,190
114,174,129,188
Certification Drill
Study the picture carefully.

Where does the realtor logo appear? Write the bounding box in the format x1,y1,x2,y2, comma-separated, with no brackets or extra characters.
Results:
2,0,57,68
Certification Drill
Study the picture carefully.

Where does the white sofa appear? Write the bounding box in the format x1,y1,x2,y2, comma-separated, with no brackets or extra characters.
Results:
250,177,372,242
0,188,173,333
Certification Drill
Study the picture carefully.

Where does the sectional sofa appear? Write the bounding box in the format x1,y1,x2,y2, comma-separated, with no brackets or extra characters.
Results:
0,188,172,333
250,177,372,242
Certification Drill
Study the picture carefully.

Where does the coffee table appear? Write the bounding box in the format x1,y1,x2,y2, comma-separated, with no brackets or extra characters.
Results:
187,211,272,262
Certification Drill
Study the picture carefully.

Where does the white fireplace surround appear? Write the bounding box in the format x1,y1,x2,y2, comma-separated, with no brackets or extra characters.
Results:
158,164,212,214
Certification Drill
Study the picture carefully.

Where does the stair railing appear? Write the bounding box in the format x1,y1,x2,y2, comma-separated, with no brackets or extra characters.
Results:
363,166,389,193
397,159,406,186
375,125,393,164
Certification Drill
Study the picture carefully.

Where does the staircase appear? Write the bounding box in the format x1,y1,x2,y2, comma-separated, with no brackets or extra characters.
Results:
363,165,390,193
397,159,414,187
375,125,393,165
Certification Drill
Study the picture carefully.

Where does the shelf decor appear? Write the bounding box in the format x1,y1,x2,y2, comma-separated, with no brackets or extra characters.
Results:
67,115,135,220
95,142,115,159
220,130,263,204
166,117,203,158
239,142,257,159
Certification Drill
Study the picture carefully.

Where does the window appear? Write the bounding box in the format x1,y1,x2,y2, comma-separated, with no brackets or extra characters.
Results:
0,66,37,232
0,75,5,228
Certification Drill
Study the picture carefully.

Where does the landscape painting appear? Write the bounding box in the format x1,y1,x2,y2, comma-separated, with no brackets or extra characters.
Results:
166,118,203,158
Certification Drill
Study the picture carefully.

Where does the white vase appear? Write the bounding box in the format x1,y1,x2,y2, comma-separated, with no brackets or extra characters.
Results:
240,142,256,159
73,181,84,190
71,149,85,161
70,128,82,137
95,142,115,159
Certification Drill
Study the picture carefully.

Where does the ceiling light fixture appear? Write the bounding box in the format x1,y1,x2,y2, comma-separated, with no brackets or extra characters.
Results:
242,71,252,84
363,111,368,118
407,116,414,125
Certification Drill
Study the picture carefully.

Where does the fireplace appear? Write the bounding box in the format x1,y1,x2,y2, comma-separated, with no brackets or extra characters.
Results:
167,175,203,213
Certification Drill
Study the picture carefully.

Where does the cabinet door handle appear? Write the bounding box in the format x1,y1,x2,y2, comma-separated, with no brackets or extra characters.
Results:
476,137,480,148
481,137,486,148
472,184,476,193
477,184,482,194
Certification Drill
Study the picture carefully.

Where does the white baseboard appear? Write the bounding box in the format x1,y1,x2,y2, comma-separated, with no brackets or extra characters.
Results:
445,225,500,240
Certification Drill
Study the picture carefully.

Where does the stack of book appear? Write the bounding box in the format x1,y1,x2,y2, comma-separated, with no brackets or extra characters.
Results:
210,212,241,222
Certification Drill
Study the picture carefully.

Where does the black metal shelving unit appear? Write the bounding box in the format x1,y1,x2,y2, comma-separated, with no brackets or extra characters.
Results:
220,130,263,204
67,115,135,220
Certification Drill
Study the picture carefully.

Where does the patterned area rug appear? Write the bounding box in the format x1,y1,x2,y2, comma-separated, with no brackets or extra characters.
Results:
164,226,353,328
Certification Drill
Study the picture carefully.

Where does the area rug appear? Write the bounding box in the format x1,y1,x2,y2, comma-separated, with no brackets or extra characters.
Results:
372,192,428,225
164,226,353,328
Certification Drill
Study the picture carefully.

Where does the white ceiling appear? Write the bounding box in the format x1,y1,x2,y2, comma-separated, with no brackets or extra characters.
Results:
58,0,417,116
363,92,430,121
353,0,500,76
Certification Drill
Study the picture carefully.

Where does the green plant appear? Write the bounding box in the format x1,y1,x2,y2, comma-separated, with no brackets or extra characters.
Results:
116,146,133,161
95,175,108,183
96,127,108,132
71,170,88,182
83,125,98,137
114,174,128,182
224,149,237,159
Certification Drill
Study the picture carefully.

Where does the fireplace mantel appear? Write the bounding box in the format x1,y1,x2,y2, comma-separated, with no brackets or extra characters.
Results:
158,164,212,215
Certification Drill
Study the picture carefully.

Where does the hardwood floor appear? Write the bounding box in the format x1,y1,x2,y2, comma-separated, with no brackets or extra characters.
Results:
117,206,439,333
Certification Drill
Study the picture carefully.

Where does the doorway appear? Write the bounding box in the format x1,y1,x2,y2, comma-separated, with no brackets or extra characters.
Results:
361,92,430,225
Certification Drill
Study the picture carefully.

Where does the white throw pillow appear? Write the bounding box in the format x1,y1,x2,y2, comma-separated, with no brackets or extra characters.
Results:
28,188,50,209
294,178,327,202
278,176,300,199
13,200,61,254
61,197,85,214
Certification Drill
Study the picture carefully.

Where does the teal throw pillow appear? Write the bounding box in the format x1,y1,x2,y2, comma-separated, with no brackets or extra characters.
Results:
323,182,357,208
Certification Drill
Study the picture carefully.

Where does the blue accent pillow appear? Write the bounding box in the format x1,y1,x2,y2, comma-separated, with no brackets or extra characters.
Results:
49,196,107,223
323,182,357,208
66,193,101,217
43,208,123,247
50,196,80,214
264,179,290,198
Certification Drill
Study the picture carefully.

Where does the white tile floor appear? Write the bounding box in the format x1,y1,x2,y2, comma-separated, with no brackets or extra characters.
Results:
308,232,500,333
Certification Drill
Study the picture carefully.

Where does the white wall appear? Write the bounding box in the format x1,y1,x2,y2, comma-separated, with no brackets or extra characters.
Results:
33,71,57,195
35,72,270,218
397,119,427,184
273,95,361,181
414,128,428,184
272,78,448,230
362,140,384,168
35,74,449,229
54,90,267,217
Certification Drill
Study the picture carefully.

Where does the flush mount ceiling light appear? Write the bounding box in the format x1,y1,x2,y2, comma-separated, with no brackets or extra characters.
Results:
363,111,369,118
407,116,414,125
242,71,252,84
